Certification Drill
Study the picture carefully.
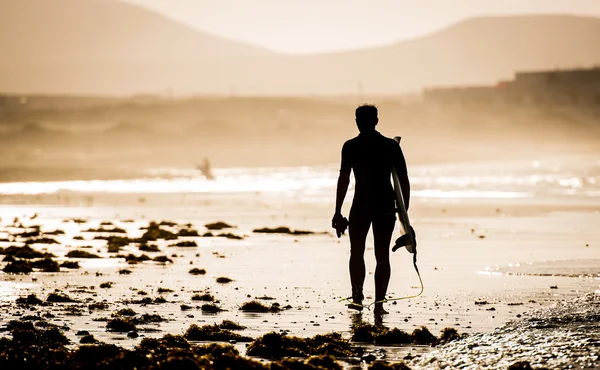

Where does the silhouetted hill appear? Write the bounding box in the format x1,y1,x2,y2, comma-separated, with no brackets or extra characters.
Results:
296,15,600,93
0,0,275,95
1,0,599,95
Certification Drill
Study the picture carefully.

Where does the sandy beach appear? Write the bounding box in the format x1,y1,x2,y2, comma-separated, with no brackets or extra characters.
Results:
0,159,599,369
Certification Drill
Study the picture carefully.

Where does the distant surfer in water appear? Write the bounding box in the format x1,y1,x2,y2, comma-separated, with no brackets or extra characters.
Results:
332,104,410,314
197,157,215,180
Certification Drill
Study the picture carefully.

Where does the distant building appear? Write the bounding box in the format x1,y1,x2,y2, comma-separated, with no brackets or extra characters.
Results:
423,67,600,109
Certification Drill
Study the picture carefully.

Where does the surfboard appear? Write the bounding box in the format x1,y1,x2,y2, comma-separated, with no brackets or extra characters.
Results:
391,136,416,254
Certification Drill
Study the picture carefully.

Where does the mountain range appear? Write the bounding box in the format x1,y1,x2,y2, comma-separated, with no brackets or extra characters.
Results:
2,0,600,96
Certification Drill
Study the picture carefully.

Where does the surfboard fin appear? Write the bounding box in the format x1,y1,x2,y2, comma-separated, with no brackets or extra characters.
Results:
392,226,417,253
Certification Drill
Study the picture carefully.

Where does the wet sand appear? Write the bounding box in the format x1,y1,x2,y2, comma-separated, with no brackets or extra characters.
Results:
0,194,599,368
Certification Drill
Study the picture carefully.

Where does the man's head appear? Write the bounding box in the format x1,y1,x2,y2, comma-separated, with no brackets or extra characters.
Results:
355,104,378,132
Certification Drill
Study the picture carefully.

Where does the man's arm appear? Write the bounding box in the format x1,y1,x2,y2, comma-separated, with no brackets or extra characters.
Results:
335,170,351,215
333,142,351,236
394,144,410,210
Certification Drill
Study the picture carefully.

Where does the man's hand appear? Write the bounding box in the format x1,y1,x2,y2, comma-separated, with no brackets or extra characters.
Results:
332,213,349,238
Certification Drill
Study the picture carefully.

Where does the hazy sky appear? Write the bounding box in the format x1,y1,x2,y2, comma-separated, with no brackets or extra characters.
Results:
124,0,600,54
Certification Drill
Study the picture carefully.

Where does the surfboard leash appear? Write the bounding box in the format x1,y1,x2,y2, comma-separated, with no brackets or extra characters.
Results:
366,251,423,309
338,250,424,310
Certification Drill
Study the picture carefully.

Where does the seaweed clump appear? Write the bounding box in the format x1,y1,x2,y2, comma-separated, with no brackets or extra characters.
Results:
253,227,316,235
246,331,359,358
46,292,77,303
60,261,80,269
184,324,252,342
153,255,173,263
139,243,160,252
0,318,350,369
439,327,461,344
84,227,126,234
3,260,33,273
192,293,214,301
507,361,536,370
201,304,224,313
240,300,281,313
351,321,446,346
106,318,137,332
205,221,235,230
30,258,60,272
170,241,197,247
139,222,177,242
16,294,44,305
178,228,200,237
2,245,48,259
219,320,246,330
66,250,101,258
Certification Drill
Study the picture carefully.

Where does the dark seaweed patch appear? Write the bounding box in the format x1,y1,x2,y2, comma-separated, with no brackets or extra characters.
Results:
123,253,151,262
16,294,44,305
201,304,224,313
80,334,99,344
411,326,437,345
3,245,47,259
252,227,317,235
170,240,197,247
140,223,178,241
153,255,173,263
217,233,244,240
0,318,342,369
191,293,214,301
158,221,178,227
240,300,281,313
60,261,80,269
184,324,252,342
205,222,235,230
178,229,200,237
113,308,137,317
219,320,246,330
246,332,358,359
3,260,33,273
31,258,60,272
439,327,461,344
45,229,65,235
88,302,109,310
351,321,447,346
139,243,160,252
106,318,137,332
66,250,101,258
46,292,77,303
84,227,126,234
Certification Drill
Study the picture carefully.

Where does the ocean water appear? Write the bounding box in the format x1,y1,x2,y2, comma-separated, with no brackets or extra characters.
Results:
0,155,599,201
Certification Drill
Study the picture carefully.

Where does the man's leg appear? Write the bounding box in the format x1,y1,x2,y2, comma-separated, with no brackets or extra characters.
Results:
372,215,395,305
348,214,370,305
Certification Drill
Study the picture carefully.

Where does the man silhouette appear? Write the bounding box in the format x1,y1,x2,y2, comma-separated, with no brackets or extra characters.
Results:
332,104,410,314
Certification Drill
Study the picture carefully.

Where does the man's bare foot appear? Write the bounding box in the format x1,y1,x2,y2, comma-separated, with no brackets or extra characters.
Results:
373,303,388,315
347,301,363,311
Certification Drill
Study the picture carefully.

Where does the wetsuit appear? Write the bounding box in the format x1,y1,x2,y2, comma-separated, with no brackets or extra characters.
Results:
339,130,410,302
